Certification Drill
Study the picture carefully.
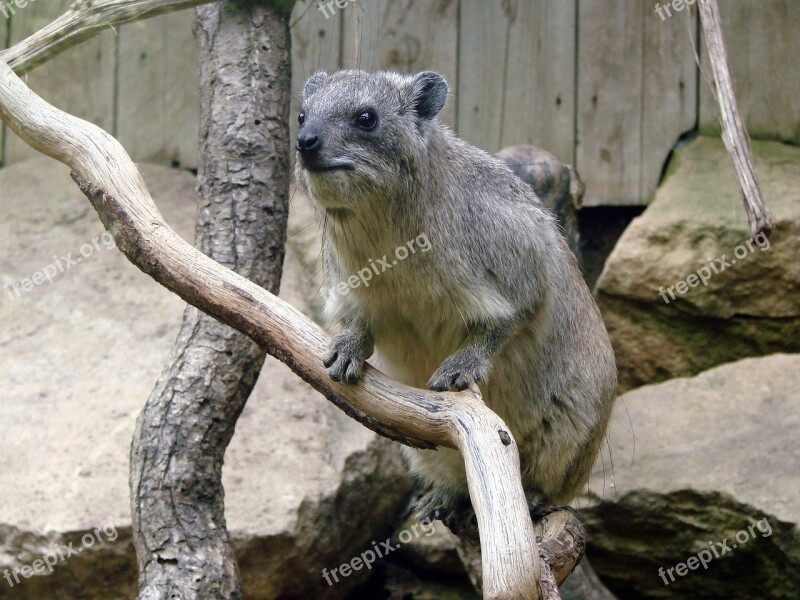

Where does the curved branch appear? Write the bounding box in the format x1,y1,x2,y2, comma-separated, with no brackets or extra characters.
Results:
0,0,216,75
0,59,547,599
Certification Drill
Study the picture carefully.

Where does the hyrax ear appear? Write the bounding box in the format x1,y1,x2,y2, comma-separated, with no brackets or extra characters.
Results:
409,71,448,120
303,72,328,100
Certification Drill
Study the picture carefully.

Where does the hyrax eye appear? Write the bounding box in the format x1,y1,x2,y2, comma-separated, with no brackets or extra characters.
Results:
298,111,306,126
354,109,378,131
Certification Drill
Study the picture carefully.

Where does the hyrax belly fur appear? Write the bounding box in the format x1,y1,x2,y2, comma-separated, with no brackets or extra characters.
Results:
295,70,617,517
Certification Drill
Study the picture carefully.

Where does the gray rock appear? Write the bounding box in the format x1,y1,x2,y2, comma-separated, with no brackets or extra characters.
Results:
0,158,412,599
595,136,800,391
393,518,464,577
582,353,800,598
496,145,584,258
585,490,800,600
359,518,479,600
559,559,618,600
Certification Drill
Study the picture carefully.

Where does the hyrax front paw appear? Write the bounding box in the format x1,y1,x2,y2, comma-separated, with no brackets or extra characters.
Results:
323,328,373,383
427,348,490,392
415,490,477,540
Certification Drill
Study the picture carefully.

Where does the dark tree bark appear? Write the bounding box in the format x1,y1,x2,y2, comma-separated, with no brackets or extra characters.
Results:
130,3,292,599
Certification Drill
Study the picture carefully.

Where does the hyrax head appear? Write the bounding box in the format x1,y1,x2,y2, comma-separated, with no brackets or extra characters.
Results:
295,70,449,209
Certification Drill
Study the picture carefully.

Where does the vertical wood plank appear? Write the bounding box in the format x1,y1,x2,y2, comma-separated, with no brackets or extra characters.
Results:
640,7,698,202
457,0,510,150
341,0,459,128
698,0,800,144
576,0,645,206
500,0,577,163
290,0,344,144
117,11,200,169
4,1,115,165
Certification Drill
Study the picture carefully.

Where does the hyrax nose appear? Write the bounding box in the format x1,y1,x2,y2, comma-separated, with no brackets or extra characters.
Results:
296,129,322,154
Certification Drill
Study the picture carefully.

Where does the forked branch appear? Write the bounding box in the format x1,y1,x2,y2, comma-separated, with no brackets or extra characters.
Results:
0,58,574,599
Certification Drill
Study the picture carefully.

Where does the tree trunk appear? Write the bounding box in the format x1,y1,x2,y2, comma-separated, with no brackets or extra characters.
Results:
130,3,292,599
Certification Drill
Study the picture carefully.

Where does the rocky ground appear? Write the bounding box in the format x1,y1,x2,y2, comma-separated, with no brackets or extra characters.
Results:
0,159,415,599
1,135,798,599
583,353,800,598
595,137,800,392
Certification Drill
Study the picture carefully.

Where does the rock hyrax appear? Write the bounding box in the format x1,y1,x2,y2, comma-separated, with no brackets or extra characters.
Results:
294,70,617,521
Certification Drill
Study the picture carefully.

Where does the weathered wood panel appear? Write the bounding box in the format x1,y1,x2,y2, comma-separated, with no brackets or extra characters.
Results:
1,0,796,206
499,0,577,163
3,1,116,165
290,0,344,145
576,0,645,206
117,11,200,169
458,0,577,161
341,0,459,128
640,7,698,202
699,0,800,144
457,0,509,150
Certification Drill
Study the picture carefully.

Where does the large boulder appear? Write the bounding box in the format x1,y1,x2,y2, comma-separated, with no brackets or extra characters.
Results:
595,136,800,391
582,353,800,598
0,158,412,599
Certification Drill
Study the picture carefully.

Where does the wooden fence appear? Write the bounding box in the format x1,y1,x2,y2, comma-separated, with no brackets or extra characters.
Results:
1,0,797,206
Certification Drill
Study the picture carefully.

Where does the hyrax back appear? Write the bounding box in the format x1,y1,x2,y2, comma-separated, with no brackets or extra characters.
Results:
294,70,617,517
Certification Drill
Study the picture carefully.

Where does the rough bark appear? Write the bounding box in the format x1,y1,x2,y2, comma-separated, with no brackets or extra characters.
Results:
130,3,292,599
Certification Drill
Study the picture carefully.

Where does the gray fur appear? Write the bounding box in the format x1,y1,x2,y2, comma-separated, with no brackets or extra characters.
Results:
295,70,617,514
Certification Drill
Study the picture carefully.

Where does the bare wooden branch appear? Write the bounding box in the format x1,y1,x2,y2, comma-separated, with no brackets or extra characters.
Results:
0,59,551,600
457,508,586,600
0,0,216,74
537,509,586,584
697,0,774,237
